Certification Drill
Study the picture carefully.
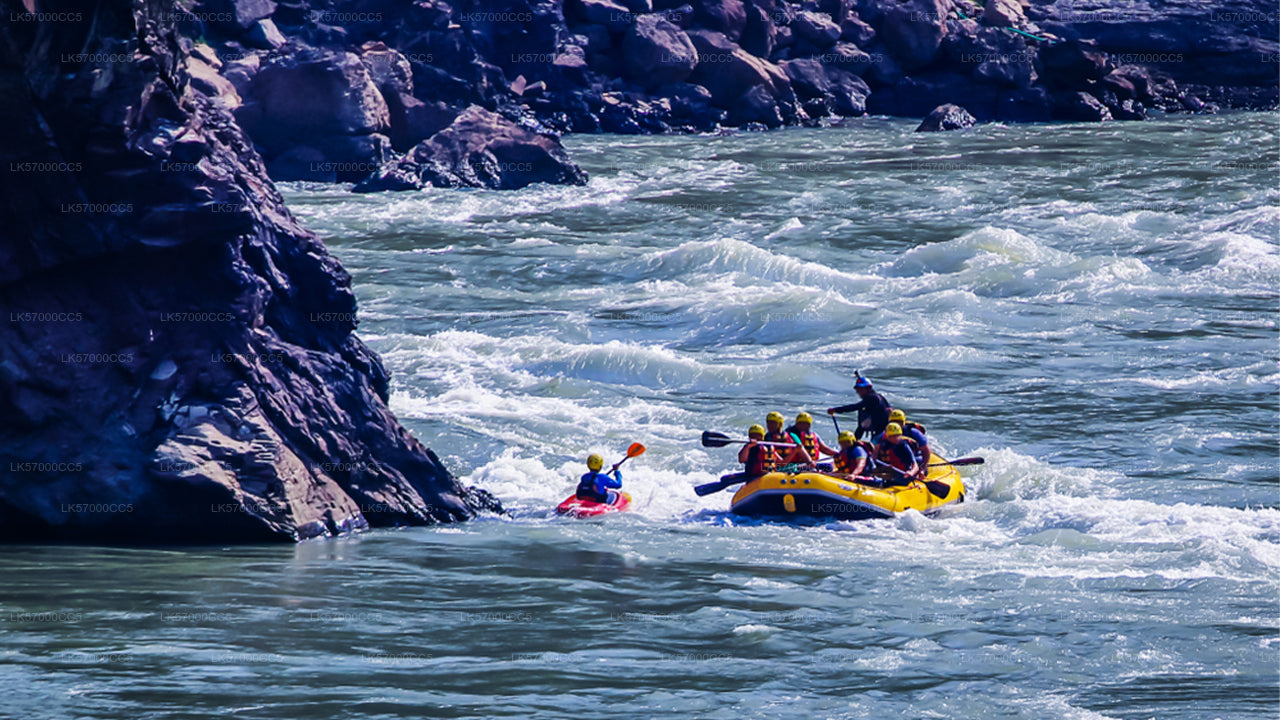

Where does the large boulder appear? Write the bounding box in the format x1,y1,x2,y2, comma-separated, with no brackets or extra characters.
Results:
821,42,876,76
739,3,778,58
878,0,948,71
824,66,871,115
622,14,699,88
791,11,842,49
1051,91,1113,122
686,30,791,108
916,103,976,131
983,0,1027,29
840,15,876,46
567,0,636,32
200,0,277,30
354,106,588,191
944,23,1035,88
782,58,869,116
0,0,500,543
694,0,748,41
235,47,392,180
359,42,414,96
1038,39,1111,88
239,47,390,140
387,94,457,152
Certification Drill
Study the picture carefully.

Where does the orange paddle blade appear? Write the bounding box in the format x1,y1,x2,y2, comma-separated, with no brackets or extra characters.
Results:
626,442,646,458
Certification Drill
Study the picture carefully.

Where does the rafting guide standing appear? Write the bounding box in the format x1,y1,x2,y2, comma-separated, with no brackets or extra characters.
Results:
826,372,893,440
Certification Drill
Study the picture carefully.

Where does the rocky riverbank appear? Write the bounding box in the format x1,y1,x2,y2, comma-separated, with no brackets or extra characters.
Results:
0,0,501,543
159,0,1276,184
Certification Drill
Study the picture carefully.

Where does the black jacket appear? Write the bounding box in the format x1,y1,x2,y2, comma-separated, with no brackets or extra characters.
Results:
831,391,892,439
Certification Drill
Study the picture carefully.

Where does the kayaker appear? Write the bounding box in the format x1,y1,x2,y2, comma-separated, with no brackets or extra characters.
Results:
576,453,622,503
874,423,923,484
827,376,892,440
737,425,778,477
886,409,931,465
782,412,838,467
832,431,874,477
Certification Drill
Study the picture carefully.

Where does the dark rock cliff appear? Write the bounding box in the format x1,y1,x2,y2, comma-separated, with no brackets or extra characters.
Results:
153,0,1276,185
0,0,501,542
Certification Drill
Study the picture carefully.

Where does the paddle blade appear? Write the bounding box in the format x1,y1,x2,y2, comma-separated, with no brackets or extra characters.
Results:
700,431,733,448
931,457,985,467
626,442,646,458
693,481,726,497
923,480,951,499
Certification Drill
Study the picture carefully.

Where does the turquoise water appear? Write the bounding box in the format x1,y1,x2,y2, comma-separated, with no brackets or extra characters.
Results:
2,114,1277,719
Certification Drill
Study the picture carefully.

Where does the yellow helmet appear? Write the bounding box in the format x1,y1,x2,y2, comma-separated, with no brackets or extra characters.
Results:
889,409,906,424
838,431,856,445
884,423,903,437
586,454,604,471
748,424,765,438
766,411,784,424
796,412,813,425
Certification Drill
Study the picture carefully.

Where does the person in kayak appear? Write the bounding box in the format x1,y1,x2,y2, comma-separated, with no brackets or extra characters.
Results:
737,425,779,477
827,376,892,440
782,412,838,467
832,431,875,478
576,453,623,503
885,409,931,465
874,423,923,484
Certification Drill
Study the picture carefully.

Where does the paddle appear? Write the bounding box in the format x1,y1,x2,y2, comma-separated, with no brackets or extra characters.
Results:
612,442,646,471
691,461,802,497
700,430,792,448
693,476,746,497
929,456,984,467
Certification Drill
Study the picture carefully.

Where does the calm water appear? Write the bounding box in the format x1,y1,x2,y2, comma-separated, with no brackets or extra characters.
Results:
3,114,1278,719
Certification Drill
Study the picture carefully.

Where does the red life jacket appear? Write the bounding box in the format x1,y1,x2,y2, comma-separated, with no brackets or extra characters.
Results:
743,444,775,476
764,430,791,470
877,437,920,472
834,445,869,474
794,431,820,462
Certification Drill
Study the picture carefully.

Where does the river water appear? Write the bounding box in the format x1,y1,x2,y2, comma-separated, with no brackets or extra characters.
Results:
3,114,1278,719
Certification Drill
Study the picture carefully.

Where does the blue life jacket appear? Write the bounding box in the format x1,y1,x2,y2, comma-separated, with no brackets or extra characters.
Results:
576,469,622,502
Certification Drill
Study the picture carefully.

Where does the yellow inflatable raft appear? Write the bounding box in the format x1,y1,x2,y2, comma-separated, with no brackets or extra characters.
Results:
729,456,965,521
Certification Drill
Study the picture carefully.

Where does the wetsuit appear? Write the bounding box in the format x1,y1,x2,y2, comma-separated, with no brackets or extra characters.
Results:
576,469,622,503
830,391,892,440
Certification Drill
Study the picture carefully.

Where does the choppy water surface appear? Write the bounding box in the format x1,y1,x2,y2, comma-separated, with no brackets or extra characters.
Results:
3,114,1278,719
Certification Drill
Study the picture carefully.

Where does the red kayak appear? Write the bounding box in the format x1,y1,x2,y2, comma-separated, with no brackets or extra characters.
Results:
555,491,632,518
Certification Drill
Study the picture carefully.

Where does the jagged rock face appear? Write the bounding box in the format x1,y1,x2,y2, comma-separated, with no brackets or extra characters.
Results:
150,0,1274,178
1030,0,1280,88
354,105,588,191
0,0,500,543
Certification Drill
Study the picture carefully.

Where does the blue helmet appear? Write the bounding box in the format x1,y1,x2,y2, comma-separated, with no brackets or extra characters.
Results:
854,376,872,389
